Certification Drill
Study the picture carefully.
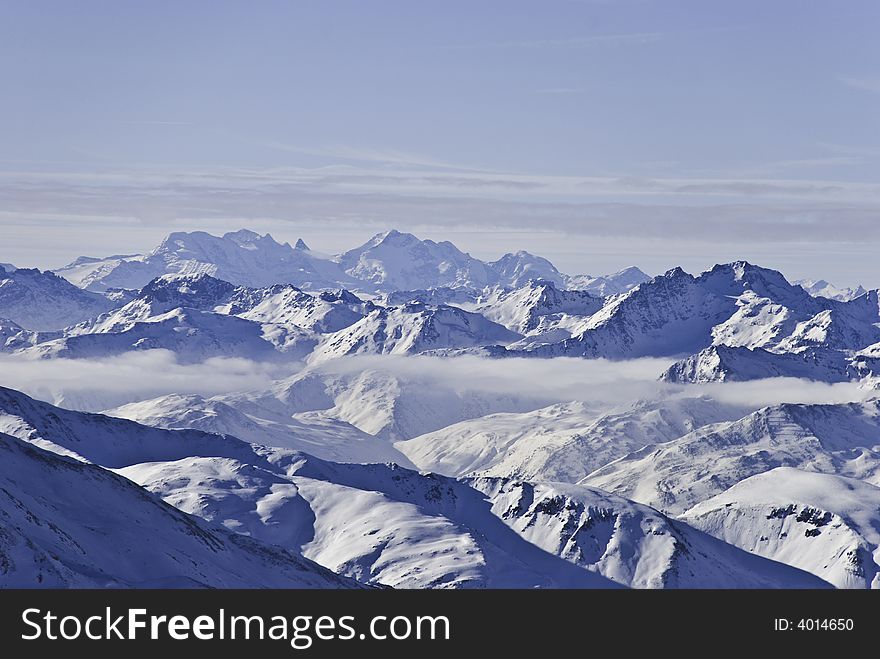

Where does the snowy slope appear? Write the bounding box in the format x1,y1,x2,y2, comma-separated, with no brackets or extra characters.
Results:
54,228,652,298
583,400,880,515
851,342,880,380
0,384,826,588
564,266,650,296
337,230,498,291
662,286,880,383
471,477,825,588
683,468,880,588
53,254,144,291
487,251,566,288
522,262,879,374
213,366,548,442
797,279,868,302
380,286,481,308
122,452,821,589
233,288,370,333
21,308,303,363
0,265,116,331
661,345,853,383
73,273,368,346
0,385,263,467
397,396,750,482
0,431,360,588
122,455,619,589
527,267,738,358
310,303,520,362
0,385,610,588
472,280,604,341
106,393,415,467
72,273,240,334
0,318,60,352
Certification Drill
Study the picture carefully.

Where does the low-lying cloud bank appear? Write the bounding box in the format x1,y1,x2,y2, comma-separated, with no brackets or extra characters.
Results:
316,354,877,408
0,351,875,414
315,354,676,404
0,351,301,412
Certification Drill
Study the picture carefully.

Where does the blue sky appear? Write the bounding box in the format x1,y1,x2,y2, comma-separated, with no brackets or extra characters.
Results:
1,0,878,285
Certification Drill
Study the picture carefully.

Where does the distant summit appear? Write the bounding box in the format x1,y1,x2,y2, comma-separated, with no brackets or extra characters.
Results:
54,228,648,295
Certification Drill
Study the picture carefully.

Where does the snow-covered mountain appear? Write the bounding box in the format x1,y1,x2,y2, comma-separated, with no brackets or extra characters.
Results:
564,266,651,296
121,446,822,588
53,254,142,290
206,366,548,442
851,342,880,381
470,477,824,588
10,273,381,363
233,288,371,333
797,279,868,302
526,266,739,358
337,230,498,291
518,262,880,381
106,393,415,467
310,303,520,362
661,345,853,383
661,288,880,383
14,228,880,590
55,228,638,296
397,396,750,483
487,251,566,288
0,318,59,352
76,273,369,336
0,385,270,467
0,376,838,588
0,431,363,588
55,230,357,292
583,400,880,515
380,286,480,307
683,468,880,588
22,307,306,363
0,265,116,331
472,280,604,343
9,382,819,589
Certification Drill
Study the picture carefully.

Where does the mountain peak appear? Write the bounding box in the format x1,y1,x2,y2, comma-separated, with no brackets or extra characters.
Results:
222,229,282,247
371,229,420,247
0,265,115,331
612,266,650,280
318,289,363,305
294,238,310,251
700,262,803,300
139,272,236,305
662,266,690,279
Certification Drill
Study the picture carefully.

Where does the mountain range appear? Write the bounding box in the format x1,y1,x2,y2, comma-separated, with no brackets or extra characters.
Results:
3,227,880,590
0,385,825,589
2,231,876,388
52,228,651,295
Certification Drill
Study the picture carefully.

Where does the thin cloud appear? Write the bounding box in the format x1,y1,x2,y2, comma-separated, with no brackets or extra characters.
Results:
311,355,877,410
0,350,299,412
0,352,874,424
249,140,501,175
